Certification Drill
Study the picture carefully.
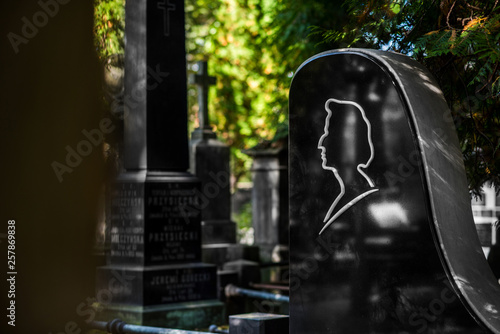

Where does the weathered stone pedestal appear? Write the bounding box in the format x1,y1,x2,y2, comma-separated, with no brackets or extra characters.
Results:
190,134,237,246
191,131,242,269
245,145,289,263
229,313,289,334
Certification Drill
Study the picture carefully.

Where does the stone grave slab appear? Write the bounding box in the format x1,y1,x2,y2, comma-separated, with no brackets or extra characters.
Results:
229,313,289,334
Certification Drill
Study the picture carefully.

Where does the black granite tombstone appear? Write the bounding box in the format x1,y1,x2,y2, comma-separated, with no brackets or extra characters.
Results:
123,0,189,171
96,0,221,329
289,49,500,333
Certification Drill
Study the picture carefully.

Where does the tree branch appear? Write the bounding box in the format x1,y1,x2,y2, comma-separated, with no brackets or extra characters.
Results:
447,0,457,29
466,3,482,11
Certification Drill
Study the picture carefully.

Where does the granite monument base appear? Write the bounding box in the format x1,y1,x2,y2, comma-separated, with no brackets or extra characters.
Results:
256,244,276,264
189,137,231,223
202,220,237,244
95,300,224,330
229,313,289,334
202,244,260,267
202,244,233,267
96,263,217,305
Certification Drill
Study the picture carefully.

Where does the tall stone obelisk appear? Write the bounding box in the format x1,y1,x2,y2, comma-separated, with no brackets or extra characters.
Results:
96,0,222,329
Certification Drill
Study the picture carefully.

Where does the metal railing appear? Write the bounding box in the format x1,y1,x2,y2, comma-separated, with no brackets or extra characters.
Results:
89,319,225,334
225,284,290,303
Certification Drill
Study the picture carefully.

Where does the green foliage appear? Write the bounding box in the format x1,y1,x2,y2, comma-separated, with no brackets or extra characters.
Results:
314,0,500,196
414,1,500,196
186,0,287,182
91,0,500,196
92,0,351,183
233,201,252,229
232,202,254,244
186,0,347,182
93,0,125,62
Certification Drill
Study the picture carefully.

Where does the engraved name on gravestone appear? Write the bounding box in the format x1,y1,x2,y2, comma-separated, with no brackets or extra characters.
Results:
99,263,217,305
145,181,201,262
109,176,202,265
110,182,145,261
289,49,500,334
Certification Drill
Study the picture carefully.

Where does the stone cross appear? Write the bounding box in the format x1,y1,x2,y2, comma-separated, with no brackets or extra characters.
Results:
123,0,189,170
190,60,216,135
157,0,176,37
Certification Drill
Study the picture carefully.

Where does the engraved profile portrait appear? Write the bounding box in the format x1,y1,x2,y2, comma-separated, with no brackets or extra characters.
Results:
317,98,379,235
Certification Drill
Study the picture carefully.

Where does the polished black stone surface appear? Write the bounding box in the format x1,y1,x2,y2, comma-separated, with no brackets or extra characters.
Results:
124,0,189,171
190,139,232,221
109,172,202,266
289,49,499,333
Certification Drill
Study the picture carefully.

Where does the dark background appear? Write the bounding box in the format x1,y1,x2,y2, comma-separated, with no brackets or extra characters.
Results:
0,1,103,333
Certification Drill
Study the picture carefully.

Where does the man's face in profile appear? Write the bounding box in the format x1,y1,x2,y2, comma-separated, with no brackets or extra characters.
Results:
318,98,373,184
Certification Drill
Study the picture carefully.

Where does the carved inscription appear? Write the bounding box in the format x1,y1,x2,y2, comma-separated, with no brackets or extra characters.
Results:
148,270,212,303
110,183,145,260
146,182,201,263
157,0,176,37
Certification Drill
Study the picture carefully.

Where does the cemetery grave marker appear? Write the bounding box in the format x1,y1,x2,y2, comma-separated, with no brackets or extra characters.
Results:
96,0,222,329
189,60,238,251
289,49,500,333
